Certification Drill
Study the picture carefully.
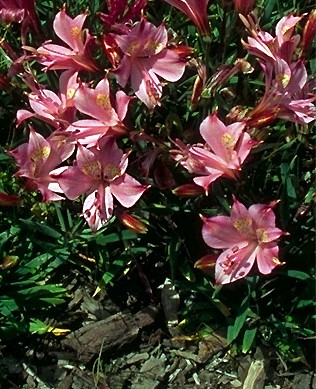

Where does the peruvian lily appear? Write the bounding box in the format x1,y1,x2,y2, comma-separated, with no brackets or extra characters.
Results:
201,198,288,284
9,128,73,201
32,6,98,72
172,114,256,193
241,13,304,65
0,0,40,44
98,0,147,33
17,70,79,129
164,0,210,36
55,136,149,231
112,18,187,110
247,58,316,125
65,77,132,145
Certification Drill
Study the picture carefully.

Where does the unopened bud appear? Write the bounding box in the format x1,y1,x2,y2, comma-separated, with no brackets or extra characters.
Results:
0,191,20,206
233,0,255,16
302,10,316,58
2,255,19,269
118,211,148,234
246,109,279,129
194,254,218,270
172,184,204,197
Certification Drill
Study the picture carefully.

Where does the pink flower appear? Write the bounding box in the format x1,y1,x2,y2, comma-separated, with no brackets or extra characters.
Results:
172,114,255,193
247,59,316,125
242,13,304,64
98,0,146,33
17,70,79,129
55,136,149,231
233,0,255,16
164,0,210,36
112,18,187,110
65,77,132,145
9,128,72,201
33,6,98,72
0,0,40,43
201,198,288,284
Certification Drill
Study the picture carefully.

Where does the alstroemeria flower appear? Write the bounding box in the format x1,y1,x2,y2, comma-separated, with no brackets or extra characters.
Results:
9,128,72,201
65,77,132,145
0,0,40,44
202,198,287,284
98,0,146,33
17,70,79,129
112,18,187,110
55,136,149,231
241,13,304,65
172,114,256,193
164,0,210,36
247,59,316,125
33,6,98,72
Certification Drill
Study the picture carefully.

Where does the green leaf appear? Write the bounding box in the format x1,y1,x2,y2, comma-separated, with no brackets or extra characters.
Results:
96,230,137,245
282,270,312,280
227,295,250,344
242,328,257,353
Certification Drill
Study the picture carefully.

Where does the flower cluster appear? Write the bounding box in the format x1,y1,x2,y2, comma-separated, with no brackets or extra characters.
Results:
6,1,315,284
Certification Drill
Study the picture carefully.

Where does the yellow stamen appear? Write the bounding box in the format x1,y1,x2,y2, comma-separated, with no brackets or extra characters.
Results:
103,163,121,180
233,218,253,236
82,160,102,179
96,93,111,110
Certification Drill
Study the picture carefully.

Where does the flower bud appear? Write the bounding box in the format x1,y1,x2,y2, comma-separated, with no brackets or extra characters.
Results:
172,184,204,197
246,109,279,129
233,0,255,16
194,254,218,270
2,255,19,269
302,10,316,59
118,211,148,234
0,191,20,206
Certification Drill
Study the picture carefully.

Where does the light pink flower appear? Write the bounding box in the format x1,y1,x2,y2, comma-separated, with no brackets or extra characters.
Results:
242,13,304,64
164,0,210,36
33,6,98,72
201,198,288,284
17,70,79,128
55,136,149,231
172,114,256,193
65,77,132,145
112,18,187,110
248,59,316,125
9,128,72,201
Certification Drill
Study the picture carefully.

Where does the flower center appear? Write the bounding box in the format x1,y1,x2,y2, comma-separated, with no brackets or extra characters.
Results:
70,26,81,38
82,160,102,179
256,227,269,243
221,133,236,149
31,146,50,163
103,163,121,181
233,218,253,236
96,93,111,110
277,73,290,88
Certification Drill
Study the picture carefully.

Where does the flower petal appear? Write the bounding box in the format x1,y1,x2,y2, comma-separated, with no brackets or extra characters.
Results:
215,243,258,284
201,215,245,249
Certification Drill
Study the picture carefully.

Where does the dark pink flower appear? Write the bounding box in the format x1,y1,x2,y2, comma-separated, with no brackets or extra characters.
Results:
112,18,187,110
55,136,149,231
202,198,288,284
99,0,147,33
164,0,210,36
0,0,40,43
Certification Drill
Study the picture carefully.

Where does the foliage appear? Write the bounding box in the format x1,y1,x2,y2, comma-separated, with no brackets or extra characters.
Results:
0,0,314,368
